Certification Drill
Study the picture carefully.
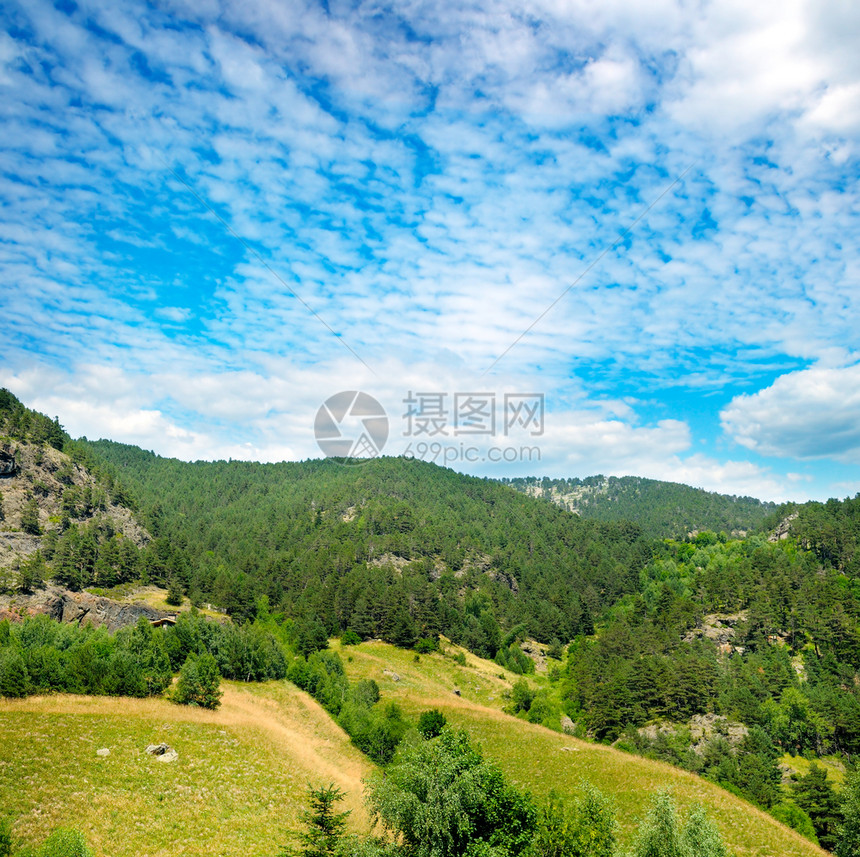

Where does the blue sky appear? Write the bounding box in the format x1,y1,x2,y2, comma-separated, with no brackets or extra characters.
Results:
2,0,860,502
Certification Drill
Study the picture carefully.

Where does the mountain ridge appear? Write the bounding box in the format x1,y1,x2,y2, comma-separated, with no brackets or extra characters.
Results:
501,474,778,539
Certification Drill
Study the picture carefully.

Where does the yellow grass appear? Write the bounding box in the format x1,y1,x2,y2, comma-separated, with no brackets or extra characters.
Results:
0,683,373,857
780,753,847,788
84,584,225,620
337,640,828,857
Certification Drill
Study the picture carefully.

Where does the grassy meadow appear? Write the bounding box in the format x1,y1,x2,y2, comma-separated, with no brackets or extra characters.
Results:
0,683,373,857
0,638,829,857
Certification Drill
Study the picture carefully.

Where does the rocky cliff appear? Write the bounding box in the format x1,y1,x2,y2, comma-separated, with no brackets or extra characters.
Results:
0,583,172,632
0,440,150,586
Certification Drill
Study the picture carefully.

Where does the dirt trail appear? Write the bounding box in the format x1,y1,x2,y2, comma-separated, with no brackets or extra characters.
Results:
0,684,373,820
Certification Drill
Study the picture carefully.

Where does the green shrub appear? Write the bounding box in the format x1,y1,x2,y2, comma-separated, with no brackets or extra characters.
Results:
365,728,536,857
414,636,438,654
36,828,93,857
173,652,222,709
629,792,730,857
417,709,447,739
770,802,818,845
530,787,617,857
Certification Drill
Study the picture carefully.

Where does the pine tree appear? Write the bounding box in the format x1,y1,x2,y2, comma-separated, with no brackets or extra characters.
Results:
20,497,41,536
18,551,47,594
173,652,222,709
282,784,351,857
0,649,29,698
792,764,841,852
166,576,183,607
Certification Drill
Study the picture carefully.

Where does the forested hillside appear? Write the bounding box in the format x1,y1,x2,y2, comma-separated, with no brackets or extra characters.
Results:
503,475,777,538
0,390,151,593
778,497,860,575
85,428,860,847
83,440,650,651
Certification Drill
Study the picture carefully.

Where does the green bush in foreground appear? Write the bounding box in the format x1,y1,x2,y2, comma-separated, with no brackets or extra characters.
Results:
173,651,222,709
628,791,730,857
11,828,94,857
365,729,536,857
529,787,616,857
417,709,447,740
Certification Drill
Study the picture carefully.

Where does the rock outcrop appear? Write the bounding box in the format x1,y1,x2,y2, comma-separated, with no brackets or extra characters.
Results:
0,584,173,632
0,440,151,585
145,743,178,763
0,450,17,478
768,512,799,542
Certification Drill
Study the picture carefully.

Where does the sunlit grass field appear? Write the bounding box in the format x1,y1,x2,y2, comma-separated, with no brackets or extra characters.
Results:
0,638,828,857
0,684,373,857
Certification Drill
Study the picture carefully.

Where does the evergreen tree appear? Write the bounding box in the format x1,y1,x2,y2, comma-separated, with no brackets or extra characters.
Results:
166,576,184,607
295,618,329,657
20,497,41,536
282,783,351,857
792,764,841,852
18,551,47,594
173,652,222,709
0,648,29,698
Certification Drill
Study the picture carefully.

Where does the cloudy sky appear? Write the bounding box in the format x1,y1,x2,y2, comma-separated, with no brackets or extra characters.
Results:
2,0,859,501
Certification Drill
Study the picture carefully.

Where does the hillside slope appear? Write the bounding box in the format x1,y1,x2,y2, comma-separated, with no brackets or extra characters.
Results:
0,642,826,857
502,475,777,538
337,641,826,857
82,440,651,646
1,392,150,591
0,682,374,857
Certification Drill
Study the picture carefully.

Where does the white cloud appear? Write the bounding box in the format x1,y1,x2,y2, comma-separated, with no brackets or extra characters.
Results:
721,363,860,462
1,0,859,502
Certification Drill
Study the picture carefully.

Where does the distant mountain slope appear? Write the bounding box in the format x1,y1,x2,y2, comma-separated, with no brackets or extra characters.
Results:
773,494,860,574
501,474,777,538
82,440,650,645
